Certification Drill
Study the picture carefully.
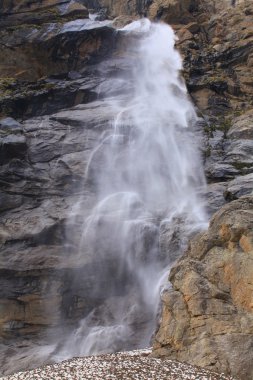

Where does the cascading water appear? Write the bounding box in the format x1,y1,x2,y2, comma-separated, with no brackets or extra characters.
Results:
56,19,207,360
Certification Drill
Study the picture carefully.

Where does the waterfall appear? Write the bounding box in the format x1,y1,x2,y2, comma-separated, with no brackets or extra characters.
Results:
55,19,207,360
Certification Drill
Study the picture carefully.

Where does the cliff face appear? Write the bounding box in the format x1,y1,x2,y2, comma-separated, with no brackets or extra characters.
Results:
0,3,123,374
158,0,253,216
0,0,253,378
153,196,253,380
152,2,253,379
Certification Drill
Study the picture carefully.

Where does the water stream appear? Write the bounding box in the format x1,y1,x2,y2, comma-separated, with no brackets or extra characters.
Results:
55,19,207,360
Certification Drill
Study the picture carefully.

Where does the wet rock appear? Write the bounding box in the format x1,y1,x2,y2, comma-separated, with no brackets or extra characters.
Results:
0,79,121,345
159,217,198,263
204,182,227,215
0,117,22,132
0,198,110,339
112,15,138,28
59,1,89,18
68,71,82,80
93,8,108,21
0,134,27,163
0,44,132,353
0,117,27,163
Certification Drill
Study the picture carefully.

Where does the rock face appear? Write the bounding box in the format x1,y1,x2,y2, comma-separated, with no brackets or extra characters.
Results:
0,0,89,28
0,8,130,372
173,0,253,216
153,196,253,380
0,78,128,332
151,2,253,379
0,19,115,81
0,0,253,378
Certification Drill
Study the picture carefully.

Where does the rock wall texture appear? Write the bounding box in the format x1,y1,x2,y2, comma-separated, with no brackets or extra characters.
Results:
0,3,124,374
0,0,253,378
151,1,253,379
153,196,253,380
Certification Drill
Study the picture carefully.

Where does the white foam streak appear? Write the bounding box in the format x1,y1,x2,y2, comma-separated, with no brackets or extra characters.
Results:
57,20,207,360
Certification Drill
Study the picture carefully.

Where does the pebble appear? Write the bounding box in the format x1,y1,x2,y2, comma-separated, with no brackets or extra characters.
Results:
0,349,237,380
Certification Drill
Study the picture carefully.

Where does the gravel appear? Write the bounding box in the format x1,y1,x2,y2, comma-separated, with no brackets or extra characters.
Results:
0,349,237,380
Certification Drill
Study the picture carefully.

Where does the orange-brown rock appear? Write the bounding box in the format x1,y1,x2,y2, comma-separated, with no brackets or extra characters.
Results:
148,0,194,23
153,196,253,380
177,0,253,116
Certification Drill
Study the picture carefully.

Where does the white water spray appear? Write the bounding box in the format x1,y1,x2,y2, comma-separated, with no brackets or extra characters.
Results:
56,19,207,360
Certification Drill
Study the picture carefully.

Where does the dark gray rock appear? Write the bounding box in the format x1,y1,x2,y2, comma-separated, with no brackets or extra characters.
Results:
0,192,23,212
0,134,27,160
205,162,239,181
204,182,227,215
224,139,253,167
225,173,253,201
0,117,22,131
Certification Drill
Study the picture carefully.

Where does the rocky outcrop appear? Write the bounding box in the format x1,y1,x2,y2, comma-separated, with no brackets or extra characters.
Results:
0,0,193,25
180,0,253,117
170,0,253,215
153,196,253,380
96,0,196,22
0,0,89,28
0,19,115,81
151,1,253,378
